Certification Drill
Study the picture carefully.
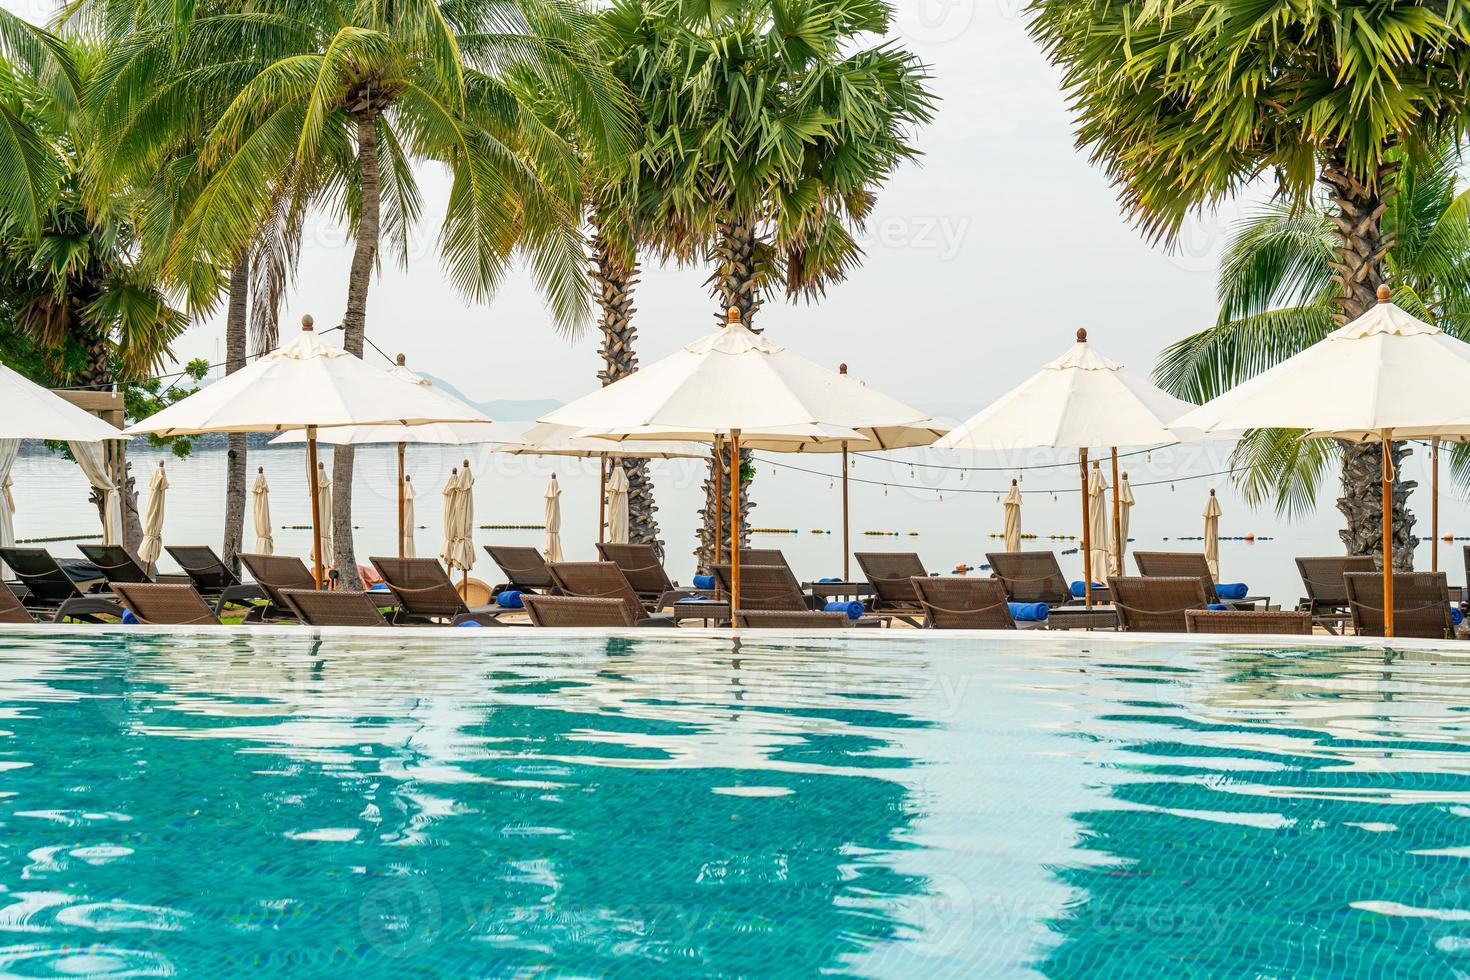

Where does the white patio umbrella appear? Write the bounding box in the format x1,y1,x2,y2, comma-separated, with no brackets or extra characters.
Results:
1172,287,1470,635
138,461,168,567
1002,480,1022,552
936,329,1198,606
314,463,333,572
125,319,493,586
1110,472,1134,575
1087,462,1110,584
440,464,476,586
269,354,522,556
439,467,460,570
401,475,416,558
251,467,274,555
1203,489,1222,579
541,311,932,608
544,474,564,563
605,465,630,544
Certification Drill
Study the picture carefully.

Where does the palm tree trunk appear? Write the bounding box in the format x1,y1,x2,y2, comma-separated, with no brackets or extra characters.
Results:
590,227,662,557
1322,153,1417,569
222,257,249,574
331,108,381,589
696,217,760,570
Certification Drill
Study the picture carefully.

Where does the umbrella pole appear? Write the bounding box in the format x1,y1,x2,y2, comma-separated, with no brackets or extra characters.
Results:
1432,437,1440,573
1383,435,1395,638
730,429,741,617
397,442,406,559
1110,448,1122,577
306,425,323,589
598,457,607,544
713,436,723,570
1079,449,1092,608
841,441,850,581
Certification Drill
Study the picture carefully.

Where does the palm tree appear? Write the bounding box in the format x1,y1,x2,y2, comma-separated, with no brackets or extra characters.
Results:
625,0,934,568
106,0,629,585
1156,147,1470,539
1029,0,1470,567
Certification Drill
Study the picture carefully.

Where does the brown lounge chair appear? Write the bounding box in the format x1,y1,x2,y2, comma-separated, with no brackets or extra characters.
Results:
1133,551,1267,608
483,545,556,594
78,544,157,585
1185,609,1313,635
0,547,124,622
165,545,268,612
739,549,796,577
1110,576,1208,633
370,557,509,626
733,610,853,629
985,551,1074,607
110,583,221,625
595,542,706,609
544,562,675,626
524,595,638,627
1296,556,1376,634
279,589,389,627
1345,571,1455,639
0,583,34,624
240,553,319,620
854,552,927,626
714,564,886,626
911,577,1018,629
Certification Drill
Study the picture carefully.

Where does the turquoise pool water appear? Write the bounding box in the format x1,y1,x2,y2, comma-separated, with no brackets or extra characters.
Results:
0,629,1467,977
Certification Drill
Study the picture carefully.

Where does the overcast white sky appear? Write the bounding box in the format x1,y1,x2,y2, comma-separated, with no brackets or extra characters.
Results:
145,0,1263,418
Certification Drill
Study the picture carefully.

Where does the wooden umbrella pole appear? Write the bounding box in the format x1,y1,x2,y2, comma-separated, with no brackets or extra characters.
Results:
1110,447,1121,577
841,441,851,581
1079,448,1092,608
396,442,406,559
713,435,723,569
598,456,607,544
306,425,323,589
1383,435,1395,638
730,428,741,616
1432,437,1440,572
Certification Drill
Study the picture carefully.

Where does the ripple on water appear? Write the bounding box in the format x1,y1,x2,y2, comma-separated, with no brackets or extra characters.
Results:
0,945,172,977
54,903,188,933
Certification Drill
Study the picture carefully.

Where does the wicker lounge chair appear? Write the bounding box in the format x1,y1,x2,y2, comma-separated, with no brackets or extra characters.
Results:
911,577,1017,629
1295,556,1375,634
239,553,318,620
1133,551,1267,608
985,551,1074,606
165,545,267,612
1184,609,1314,635
1110,576,1208,633
711,563,810,611
78,544,156,585
733,609,854,629
483,545,556,593
595,543,704,608
739,549,796,576
0,547,124,622
109,583,221,625
279,589,390,627
0,583,34,624
524,595,638,627
544,562,675,626
854,552,927,625
1344,571,1455,639
370,557,509,626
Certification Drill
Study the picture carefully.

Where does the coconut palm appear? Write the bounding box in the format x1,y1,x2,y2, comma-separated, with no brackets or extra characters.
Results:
1157,148,1470,542
1029,0,1470,567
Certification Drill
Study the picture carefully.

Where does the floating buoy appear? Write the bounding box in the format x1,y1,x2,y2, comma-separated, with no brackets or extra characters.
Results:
1244,533,1255,541
479,524,544,530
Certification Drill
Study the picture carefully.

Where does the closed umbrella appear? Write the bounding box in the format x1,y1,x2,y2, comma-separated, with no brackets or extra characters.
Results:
138,461,168,567
447,464,477,577
1002,480,1022,552
314,463,333,572
401,475,416,558
252,467,274,555
1087,463,1110,584
544,474,564,563
605,465,630,544
1110,472,1134,576
439,467,460,570
1203,489,1222,580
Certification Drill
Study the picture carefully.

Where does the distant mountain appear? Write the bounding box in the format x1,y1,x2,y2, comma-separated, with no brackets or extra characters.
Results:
419,373,561,421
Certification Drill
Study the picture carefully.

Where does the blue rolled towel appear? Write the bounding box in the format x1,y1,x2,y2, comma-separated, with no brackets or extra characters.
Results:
693,574,715,590
1216,583,1249,600
369,582,389,591
819,577,841,583
497,590,524,609
456,620,483,628
1454,607,1465,627
1207,603,1229,611
677,596,713,603
824,600,864,620
1008,602,1049,622
1069,581,1104,598
121,609,139,625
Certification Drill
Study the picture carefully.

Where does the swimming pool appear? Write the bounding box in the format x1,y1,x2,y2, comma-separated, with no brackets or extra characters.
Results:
0,627,1465,977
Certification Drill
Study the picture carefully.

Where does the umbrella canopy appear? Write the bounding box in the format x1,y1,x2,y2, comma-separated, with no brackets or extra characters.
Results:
500,422,706,459
1110,473,1134,576
138,462,168,566
0,361,127,442
606,465,630,544
544,474,564,563
314,463,333,569
441,466,476,573
439,468,459,569
252,468,274,555
1002,480,1022,552
1203,489,1222,579
1087,463,1110,584
401,475,417,558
